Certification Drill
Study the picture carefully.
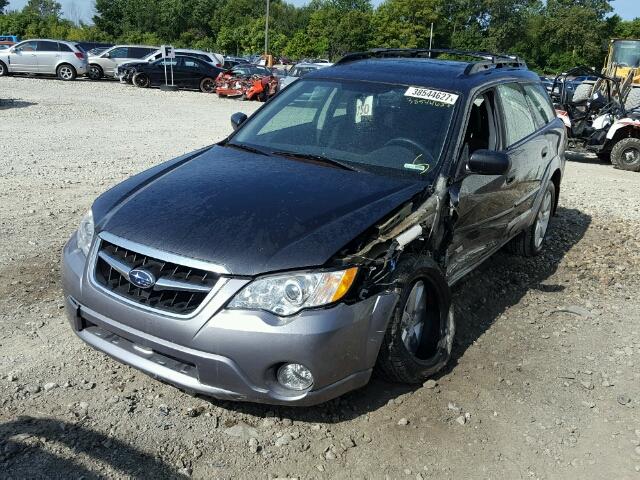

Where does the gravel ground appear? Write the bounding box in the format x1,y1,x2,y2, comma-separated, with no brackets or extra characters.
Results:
1,76,640,480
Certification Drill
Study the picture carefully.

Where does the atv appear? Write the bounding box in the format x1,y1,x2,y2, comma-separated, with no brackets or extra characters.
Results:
552,66,640,172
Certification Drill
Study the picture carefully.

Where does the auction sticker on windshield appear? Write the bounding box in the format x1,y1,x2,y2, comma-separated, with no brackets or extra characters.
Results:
404,87,459,105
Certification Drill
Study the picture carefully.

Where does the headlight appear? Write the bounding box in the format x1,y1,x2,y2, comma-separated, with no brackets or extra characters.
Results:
77,209,94,256
228,267,358,316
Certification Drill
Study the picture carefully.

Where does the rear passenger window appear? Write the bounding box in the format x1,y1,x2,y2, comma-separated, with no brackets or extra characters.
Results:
523,84,556,126
58,43,73,52
35,41,58,52
108,47,128,58
129,47,153,58
497,84,538,147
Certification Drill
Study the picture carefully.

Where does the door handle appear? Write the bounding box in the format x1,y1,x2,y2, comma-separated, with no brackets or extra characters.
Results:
541,147,549,158
506,175,516,185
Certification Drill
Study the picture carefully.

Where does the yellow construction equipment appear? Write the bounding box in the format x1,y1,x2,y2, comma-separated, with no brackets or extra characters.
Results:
603,38,640,110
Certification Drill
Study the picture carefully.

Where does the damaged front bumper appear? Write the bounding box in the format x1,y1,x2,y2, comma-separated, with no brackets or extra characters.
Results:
62,234,399,405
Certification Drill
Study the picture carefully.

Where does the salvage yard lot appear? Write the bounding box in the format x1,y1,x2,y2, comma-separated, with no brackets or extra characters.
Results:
1,76,640,479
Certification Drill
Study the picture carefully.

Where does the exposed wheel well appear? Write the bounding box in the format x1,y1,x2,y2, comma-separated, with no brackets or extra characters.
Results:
550,169,561,215
605,126,640,153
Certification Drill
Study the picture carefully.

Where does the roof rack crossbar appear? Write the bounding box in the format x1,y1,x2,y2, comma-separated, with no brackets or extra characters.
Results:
336,48,527,74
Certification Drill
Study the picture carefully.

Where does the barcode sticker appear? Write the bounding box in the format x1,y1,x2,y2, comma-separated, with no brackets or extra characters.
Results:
404,87,459,105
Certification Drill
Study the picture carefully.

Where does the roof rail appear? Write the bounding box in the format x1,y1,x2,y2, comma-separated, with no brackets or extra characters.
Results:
336,48,527,75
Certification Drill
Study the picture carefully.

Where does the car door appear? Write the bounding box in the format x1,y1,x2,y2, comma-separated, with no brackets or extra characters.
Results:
495,83,547,238
179,57,204,88
100,46,128,76
9,41,38,72
447,89,516,283
34,40,59,74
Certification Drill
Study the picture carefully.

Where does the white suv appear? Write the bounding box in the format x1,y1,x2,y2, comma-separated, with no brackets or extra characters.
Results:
0,39,88,80
88,45,158,80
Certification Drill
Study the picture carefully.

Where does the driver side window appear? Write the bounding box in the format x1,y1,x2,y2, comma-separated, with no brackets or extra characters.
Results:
462,91,499,154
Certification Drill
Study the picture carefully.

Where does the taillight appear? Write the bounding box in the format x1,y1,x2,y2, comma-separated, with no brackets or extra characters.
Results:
216,63,222,67
75,52,85,60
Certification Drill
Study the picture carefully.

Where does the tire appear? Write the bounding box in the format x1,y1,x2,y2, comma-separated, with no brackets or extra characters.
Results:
611,137,640,172
88,64,103,80
56,64,76,81
132,73,150,88
571,82,593,104
375,256,455,384
0,61,8,77
507,181,556,256
199,77,215,93
624,88,640,112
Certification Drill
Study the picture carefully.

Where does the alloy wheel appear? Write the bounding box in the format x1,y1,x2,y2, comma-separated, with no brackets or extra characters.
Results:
201,78,215,93
401,280,428,358
534,190,552,249
59,66,73,80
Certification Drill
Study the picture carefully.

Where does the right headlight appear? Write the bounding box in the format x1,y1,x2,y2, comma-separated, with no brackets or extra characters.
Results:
76,209,94,257
228,267,358,316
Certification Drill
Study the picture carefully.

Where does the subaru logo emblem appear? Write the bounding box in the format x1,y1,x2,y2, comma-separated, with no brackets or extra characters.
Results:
129,269,156,289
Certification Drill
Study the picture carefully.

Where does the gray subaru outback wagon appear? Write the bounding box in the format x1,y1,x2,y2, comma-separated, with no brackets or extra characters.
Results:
63,49,565,405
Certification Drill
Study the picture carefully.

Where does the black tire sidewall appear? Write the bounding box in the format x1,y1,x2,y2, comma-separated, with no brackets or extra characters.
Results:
0,61,7,76
88,64,102,80
611,138,640,172
200,77,214,93
133,73,149,88
376,256,454,384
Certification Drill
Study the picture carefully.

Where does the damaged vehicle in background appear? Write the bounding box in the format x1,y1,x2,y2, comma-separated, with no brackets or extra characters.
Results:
215,64,276,100
63,48,565,405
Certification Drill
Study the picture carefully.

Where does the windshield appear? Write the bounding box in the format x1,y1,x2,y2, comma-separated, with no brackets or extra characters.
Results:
230,79,458,179
612,40,640,68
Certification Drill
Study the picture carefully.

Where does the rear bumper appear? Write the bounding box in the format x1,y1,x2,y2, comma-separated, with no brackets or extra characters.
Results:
216,87,244,96
63,234,398,405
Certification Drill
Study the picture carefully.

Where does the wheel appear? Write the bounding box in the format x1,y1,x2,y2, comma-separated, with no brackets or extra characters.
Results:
507,181,556,256
56,64,76,81
0,61,8,77
571,83,593,103
375,256,455,384
611,137,640,172
132,73,150,88
624,88,640,112
88,64,103,80
199,77,215,93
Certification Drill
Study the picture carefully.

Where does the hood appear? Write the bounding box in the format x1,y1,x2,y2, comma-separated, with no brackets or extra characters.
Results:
93,146,425,275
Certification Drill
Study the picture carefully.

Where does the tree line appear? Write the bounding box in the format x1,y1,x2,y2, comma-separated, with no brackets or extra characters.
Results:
1,0,639,73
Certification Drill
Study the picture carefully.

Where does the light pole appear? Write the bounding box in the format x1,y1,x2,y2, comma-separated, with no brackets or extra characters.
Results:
264,0,270,58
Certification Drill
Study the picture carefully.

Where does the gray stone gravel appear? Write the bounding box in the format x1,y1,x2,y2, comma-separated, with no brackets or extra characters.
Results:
1,76,640,479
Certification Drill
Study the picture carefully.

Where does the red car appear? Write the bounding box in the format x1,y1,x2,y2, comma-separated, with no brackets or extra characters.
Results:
215,65,277,101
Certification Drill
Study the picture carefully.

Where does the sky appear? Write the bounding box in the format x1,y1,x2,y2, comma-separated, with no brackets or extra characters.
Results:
7,0,640,24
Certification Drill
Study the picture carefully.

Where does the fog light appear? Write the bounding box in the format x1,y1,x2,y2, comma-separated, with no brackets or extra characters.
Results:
277,363,314,391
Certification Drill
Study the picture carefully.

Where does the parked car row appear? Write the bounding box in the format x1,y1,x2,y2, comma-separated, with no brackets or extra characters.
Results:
0,37,330,100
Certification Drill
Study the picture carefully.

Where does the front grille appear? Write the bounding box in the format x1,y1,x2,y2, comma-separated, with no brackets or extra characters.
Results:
94,239,219,315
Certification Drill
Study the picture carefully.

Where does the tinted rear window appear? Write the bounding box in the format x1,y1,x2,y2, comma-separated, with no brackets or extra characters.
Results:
59,43,73,52
36,41,58,52
129,47,155,58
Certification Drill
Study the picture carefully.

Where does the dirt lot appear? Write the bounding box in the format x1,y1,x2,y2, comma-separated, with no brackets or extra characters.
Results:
1,76,640,480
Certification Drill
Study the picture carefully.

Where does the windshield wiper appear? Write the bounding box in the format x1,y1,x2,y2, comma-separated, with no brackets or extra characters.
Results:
271,150,358,172
225,141,270,156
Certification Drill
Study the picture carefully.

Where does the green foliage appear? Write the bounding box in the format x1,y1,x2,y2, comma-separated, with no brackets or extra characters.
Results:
2,0,639,74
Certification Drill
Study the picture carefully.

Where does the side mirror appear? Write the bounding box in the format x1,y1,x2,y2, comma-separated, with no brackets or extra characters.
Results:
467,150,510,176
103,52,110,59
230,112,248,131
